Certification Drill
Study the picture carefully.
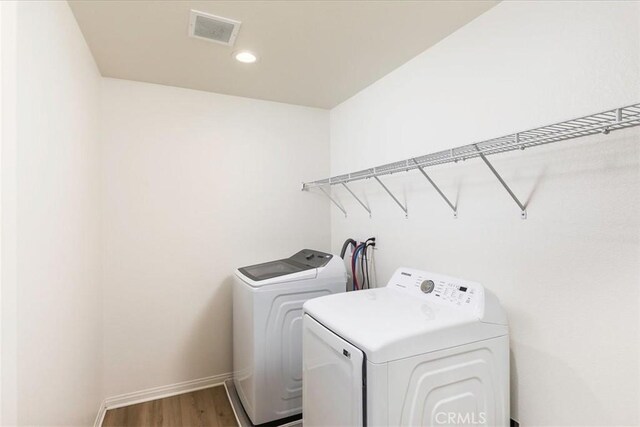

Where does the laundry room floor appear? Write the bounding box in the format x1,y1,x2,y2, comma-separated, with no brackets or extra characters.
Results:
101,386,238,427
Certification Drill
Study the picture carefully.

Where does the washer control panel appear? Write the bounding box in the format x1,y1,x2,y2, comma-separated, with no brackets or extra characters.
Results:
389,267,483,314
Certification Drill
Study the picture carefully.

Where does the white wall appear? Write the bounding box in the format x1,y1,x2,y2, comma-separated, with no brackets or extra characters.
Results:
3,2,638,425
329,1,639,426
100,78,330,397
2,1,103,426
1,2,18,424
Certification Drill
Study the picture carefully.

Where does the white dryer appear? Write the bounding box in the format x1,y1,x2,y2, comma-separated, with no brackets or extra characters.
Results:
302,267,509,427
233,249,346,425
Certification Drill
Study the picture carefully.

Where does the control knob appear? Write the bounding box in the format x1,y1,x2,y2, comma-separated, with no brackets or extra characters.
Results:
420,280,435,294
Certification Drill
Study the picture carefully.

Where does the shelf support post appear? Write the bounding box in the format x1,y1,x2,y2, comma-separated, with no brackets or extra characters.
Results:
478,152,527,219
319,186,347,217
341,183,371,218
373,176,408,218
412,159,457,218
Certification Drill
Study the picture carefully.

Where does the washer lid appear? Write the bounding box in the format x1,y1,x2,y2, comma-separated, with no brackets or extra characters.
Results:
236,249,334,287
303,268,508,364
239,259,309,282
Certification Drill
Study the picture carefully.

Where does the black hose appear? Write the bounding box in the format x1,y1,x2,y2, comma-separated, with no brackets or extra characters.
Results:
340,238,357,259
364,243,371,288
361,237,376,288
360,245,366,289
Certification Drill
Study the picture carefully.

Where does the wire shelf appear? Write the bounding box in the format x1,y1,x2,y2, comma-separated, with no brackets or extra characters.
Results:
302,103,640,190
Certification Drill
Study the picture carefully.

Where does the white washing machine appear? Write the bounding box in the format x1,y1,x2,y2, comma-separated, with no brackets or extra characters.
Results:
233,249,346,425
303,267,509,427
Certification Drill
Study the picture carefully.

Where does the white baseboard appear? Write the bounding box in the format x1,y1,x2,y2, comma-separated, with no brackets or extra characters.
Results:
94,372,233,424
93,401,107,427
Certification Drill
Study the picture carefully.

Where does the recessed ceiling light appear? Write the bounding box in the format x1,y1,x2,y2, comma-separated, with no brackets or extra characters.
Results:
234,51,258,64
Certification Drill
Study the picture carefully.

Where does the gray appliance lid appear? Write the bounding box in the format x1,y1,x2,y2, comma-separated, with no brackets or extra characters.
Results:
238,249,333,282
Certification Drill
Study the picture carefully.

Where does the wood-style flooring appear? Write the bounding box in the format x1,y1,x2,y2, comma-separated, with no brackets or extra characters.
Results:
102,386,238,427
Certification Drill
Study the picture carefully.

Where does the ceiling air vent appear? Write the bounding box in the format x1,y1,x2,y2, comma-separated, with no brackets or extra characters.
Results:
188,10,241,46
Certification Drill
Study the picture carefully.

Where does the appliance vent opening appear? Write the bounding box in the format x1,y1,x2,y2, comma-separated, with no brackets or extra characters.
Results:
189,10,241,46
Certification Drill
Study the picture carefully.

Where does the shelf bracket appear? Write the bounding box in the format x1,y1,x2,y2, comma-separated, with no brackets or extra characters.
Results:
319,186,347,217
374,176,408,218
412,159,457,218
478,152,527,219
341,183,371,218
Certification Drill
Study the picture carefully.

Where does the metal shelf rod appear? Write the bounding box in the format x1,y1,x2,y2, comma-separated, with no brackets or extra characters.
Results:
478,152,527,219
412,159,457,218
341,183,371,217
318,186,346,217
302,103,640,190
374,176,408,218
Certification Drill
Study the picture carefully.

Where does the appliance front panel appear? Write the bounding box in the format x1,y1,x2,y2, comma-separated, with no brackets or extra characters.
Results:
232,275,256,419
265,290,332,419
233,255,346,425
387,335,509,426
303,315,364,427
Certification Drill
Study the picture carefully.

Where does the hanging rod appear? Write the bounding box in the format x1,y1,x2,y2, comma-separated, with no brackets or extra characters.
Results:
301,103,640,190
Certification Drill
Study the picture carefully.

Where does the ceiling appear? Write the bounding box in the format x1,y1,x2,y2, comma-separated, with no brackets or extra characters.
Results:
69,1,498,109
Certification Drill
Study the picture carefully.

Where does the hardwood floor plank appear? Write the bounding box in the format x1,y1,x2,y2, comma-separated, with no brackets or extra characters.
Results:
179,391,205,427
101,386,237,427
209,387,238,427
103,405,126,427
128,401,155,426
160,394,183,427
192,388,221,427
